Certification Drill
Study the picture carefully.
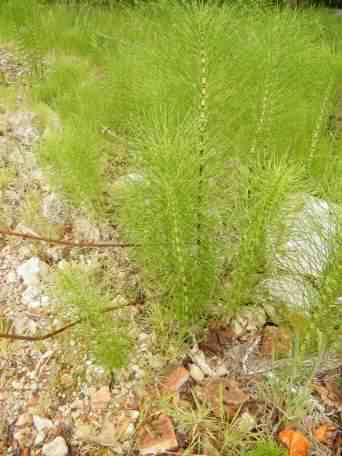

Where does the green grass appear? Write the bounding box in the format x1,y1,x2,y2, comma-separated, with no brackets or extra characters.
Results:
1,0,342,356
246,441,286,456
52,264,132,370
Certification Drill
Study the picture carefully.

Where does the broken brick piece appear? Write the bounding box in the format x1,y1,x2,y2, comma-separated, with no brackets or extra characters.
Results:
137,414,178,455
161,367,190,393
260,325,291,356
195,378,249,418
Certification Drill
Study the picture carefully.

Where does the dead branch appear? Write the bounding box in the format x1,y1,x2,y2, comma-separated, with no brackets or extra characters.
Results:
0,301,139,342
0,227,138,248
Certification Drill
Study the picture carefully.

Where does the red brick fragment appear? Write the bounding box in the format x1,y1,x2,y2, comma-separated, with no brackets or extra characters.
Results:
161,367,190,393
137,414,178,455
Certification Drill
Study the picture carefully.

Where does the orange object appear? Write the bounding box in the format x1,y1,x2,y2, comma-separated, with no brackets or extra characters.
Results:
314,423,337,446
279,429,310,456
161,367,190,393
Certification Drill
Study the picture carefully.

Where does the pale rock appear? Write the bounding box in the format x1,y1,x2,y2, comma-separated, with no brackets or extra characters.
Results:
214,362,228,377
57,260,69,270
14,316,37,335
33,415,53,432
7,271,16,283
42,193,68,225
76,422,118,447
42,436,68,456
17,257,48,286
35,431,46,446
16,413,32,427
73,216,100,242
41,295,50,307
262,194,339,313
189,364,205,383
21,286,41,307
7,111,39,146
259,276,319,314
27,319,38,334
126,423,135,436
237,411,257,433
90,386,111,410
31,168,44,181
190,349,215,377
269,194,337,278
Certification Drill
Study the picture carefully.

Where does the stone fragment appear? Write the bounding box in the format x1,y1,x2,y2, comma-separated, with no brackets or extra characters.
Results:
73,216,100,241
76,422,116,447
35,431,46,446
16,413,32,427
260,276,319,314
21,286,41,307
271,195,336,278
42,436,69,456
7,111,38,146
189,364,204,383
90,386,111,410
137,415,178,455
261,194,340,313
17,257,48,286
161,367,190,393
190,349,215,377
42,193,68,225
33,415,53,432
236,411,257,433
214,362,228,378
7,271,16,283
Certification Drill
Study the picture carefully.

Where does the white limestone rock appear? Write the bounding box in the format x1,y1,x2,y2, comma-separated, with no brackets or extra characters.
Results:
261,194,340,313
269,194,337,278
17,257,48,286
42,437,68,456
33,415,53,432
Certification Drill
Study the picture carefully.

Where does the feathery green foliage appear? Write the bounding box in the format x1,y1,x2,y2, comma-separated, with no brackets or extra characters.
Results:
53,265,132,370
1,0,342,350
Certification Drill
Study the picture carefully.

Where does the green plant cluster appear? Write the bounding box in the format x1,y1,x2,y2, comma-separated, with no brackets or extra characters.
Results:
1,0,342,365
53,265,132,370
